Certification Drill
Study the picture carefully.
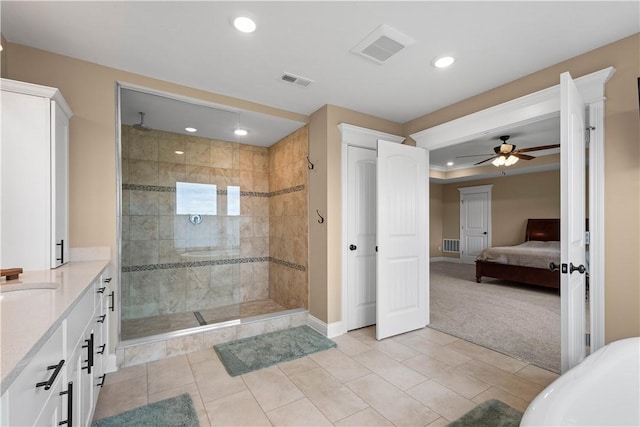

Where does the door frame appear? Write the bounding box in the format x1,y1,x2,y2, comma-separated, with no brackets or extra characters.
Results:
459,185,493,264
411,67,615,353
338,123,405,336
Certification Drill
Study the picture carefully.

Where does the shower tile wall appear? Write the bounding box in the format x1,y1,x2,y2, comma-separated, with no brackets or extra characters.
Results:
121,126,270,321
121,125,309,324
268,127,309,309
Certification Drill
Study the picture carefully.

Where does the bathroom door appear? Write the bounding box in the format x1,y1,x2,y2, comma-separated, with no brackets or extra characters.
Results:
560,72,588,373
376,140,429,340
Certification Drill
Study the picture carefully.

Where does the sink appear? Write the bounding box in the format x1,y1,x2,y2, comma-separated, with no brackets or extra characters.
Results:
0,282,59,293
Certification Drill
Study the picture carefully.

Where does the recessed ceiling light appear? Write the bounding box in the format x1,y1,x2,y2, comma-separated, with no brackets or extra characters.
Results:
185,127,197,133
234,129,248,136
447,161,454,166
433,56,455,68
174,150,184,155
234,16,256,33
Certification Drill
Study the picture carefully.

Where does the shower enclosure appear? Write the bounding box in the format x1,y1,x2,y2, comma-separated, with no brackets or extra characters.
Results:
118,87,308,341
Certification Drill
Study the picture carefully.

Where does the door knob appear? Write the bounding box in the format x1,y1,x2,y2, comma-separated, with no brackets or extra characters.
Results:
483,232,487,235
549,262,559,271
349,244,357,251
570,263,586,274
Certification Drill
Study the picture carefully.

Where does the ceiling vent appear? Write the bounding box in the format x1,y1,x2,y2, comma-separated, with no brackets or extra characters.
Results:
281,72,314,88
351,24,416,64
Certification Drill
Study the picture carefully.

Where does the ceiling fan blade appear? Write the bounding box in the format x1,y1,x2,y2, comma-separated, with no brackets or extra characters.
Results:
516,144,560,153
514,153,536,160
456,154,493,158
474,156,497,165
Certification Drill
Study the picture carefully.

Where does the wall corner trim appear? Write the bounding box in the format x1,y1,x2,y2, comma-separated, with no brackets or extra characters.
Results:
308,315,346,338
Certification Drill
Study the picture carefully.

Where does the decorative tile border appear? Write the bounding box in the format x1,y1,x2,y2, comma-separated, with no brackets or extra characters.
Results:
270,257,306,272
122,256,305,273
122,183,304,198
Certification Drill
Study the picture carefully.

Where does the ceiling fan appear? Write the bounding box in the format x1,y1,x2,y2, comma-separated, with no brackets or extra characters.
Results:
457,135,560,167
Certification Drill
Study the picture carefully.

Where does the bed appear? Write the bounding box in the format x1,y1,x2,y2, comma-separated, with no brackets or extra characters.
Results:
475,219,560,290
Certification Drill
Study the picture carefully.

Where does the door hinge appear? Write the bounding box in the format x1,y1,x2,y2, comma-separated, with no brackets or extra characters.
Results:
585,230,590,245
585,333,591,347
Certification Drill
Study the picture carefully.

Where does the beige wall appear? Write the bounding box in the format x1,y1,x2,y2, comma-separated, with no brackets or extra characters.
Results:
429,183,444,256
407,34,640,342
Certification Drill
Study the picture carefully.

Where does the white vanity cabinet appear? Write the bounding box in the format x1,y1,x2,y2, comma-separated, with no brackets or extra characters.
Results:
4,323,66,427
0,262,112,427
0,78,73,270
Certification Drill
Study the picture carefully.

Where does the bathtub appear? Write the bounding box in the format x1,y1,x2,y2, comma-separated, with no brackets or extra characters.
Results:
521,337,640,426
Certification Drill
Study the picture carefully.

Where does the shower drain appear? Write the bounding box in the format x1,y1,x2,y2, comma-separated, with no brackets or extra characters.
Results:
194,312,207,326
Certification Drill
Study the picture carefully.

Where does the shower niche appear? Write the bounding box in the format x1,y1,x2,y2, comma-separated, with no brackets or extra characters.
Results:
118,86,309,341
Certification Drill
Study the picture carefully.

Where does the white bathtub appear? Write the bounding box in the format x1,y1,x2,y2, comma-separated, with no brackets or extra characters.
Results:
521,337,640,426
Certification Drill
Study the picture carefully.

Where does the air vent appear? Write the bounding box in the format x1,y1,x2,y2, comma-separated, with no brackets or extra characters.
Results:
281,72,314,88
351,24,416,64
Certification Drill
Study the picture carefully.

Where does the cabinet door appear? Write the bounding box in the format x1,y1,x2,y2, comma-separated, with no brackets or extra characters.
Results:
33,379,64,427
6,324,64,426
51,101,69,268
0,91,51,270
70,327,96,427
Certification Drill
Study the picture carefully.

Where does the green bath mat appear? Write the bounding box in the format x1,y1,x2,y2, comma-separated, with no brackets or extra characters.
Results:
447,399,523,427
214,325,336,376
92,393,199,427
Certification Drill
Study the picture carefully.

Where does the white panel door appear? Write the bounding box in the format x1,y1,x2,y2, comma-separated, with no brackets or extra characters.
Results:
347,146,377,330
460,190,490,264
560,72,587,373
376,140,428,340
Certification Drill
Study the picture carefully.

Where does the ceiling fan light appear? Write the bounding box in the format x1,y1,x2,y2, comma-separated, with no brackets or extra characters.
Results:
505,155,519,166
492,156,506,167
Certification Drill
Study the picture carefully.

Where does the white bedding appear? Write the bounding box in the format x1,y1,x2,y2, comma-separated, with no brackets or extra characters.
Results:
476,240,560,270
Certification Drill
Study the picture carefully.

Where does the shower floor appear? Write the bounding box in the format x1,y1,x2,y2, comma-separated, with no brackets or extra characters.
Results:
121,298,287,341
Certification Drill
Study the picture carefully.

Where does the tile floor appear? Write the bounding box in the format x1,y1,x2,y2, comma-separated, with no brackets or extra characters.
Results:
94,326,559,426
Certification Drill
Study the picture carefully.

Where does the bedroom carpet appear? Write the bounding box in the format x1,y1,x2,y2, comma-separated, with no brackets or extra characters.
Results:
429,262,561,373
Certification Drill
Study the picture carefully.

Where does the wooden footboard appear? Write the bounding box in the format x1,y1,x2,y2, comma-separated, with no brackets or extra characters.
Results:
475,260,560,289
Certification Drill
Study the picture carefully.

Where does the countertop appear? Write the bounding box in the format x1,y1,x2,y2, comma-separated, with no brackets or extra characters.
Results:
0,259,109,390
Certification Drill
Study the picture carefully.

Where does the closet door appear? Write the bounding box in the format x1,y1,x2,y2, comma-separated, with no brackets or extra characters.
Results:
346,146,377,330
376,140,428,340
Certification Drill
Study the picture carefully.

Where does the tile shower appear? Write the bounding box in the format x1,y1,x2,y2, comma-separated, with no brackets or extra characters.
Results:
120,125,308,341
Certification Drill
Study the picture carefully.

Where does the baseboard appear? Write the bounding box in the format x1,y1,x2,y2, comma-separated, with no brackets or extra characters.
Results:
430,257,462,263
307,315,346,338
104,353,118,373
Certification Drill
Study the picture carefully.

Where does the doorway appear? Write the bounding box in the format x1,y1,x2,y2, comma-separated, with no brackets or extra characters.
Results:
459,185,492,264
412,67,614,371
340,124,429,340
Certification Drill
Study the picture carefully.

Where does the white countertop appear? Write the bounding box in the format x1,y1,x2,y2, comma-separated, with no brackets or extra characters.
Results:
0,259,109,390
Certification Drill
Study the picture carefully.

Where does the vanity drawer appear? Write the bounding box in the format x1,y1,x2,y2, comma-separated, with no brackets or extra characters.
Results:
6,322,64,427
66,288,96,354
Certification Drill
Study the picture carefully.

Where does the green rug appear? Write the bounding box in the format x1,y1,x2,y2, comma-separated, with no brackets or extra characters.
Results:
214,325,336,376
447,399,523,427
92,393,199,427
